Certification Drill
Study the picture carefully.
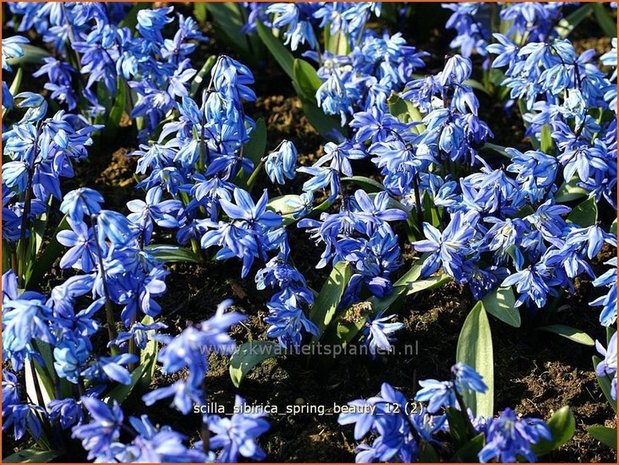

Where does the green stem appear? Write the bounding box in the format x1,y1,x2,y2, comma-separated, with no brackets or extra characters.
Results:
454,388,478,437
246,160,265,190
412,173,424,232
93,218,118,349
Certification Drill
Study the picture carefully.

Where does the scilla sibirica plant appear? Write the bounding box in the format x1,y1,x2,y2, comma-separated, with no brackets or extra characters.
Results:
2,1,617,463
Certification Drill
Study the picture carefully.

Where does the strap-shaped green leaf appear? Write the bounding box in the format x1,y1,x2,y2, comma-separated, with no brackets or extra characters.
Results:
532,406,576,456
256,22,294,79
537,324,594,346
3,449,62,463
144,245,202,264
456,301,494,418
229,341,280,387
309,261,352,335
482,286,521,327
587,425,617,450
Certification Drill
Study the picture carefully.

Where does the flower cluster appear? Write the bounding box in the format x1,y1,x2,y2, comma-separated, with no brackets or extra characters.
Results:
2,2,616,463
8,3,206,135
339,363,552,463
443,2,568,60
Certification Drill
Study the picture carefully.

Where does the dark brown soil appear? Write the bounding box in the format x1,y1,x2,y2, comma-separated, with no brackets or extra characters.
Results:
144,260,617,463
3,5,617,463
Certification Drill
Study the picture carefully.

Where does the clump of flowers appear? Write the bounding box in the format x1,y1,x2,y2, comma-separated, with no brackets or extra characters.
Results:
339,363,553,463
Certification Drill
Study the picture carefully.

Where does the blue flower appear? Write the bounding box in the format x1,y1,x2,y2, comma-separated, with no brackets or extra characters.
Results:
2,370,20,407
3,403,45,441
200,188,282,277
96,210,135,247
413,211,479,283
502,263,561,308
127,187,182,245
443,4,491,58
339,382,421,462
590,257,617,327
220,188,282,230
266,3,319,51
362,314,404,357
143,301,245,413
595,332,617,400
452,362,488,394
57,221,98,272
2,161,29,191
415,379,456,413
48,398,83,429
72,397,124,461
264,140,298,185
136,7,174,43
2,291,56,366
2,36,29,71
82,353,138,385
265,301,319,347
208,395,270,462
53,338,90,383
60,188,104,223
479,408,552,463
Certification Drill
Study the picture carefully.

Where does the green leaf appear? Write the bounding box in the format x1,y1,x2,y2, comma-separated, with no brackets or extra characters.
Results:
463,79,491,96
205,3,260,66
309,261,352,335
244,118,267,165
587,425,617,450
257,22,295,79
519,100,540,149
537,324,594,346
119,3,150,30
387,93,426,133
592,3,617,37
267,194,305,225
107,77,126,130
555,178,589,202
293,59,322,102
482,286,521,328
592,355,617,412
446,407,477,448
106,364,145,404
456,302,494,418
325,29,350,56
138,316,159,390
532,406,576,456
342,176,385,193
556,4,593,38
229,341,280,387
236,118,268,188
194,3,207,23
144,245,201,264
540,125,555,153
333,257,449,346
482,142,512,159
9,66,23,96
418,443,440,462
190,55,217,97
3,449,62,463
107,318,158,403
300,101,343,141
607,326,615,345
24,358,51,408
6,44,50,67
26,216,69,289
451,433,485,462
567,196,598,227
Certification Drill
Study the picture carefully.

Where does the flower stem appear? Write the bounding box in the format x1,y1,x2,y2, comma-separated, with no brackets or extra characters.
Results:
246,160,265,190
92,217,118,350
